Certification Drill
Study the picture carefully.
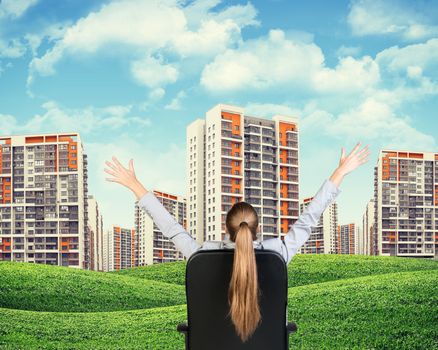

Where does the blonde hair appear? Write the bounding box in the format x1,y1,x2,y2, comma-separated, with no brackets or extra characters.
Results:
225,201,261,342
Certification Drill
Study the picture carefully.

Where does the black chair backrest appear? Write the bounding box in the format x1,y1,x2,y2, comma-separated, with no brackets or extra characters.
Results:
185,249,289,350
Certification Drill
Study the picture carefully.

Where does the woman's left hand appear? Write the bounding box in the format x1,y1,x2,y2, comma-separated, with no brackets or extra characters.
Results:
104,156,148,200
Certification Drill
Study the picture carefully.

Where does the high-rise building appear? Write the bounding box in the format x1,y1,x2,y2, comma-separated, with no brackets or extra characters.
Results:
135,190,186,265
0,133,89,268
87,195,104,271
187,104,299,243
298,196,338,254
337,223,357,254
360,199,374,255
374,150,437,258
103,229,109,272
106,225,137,271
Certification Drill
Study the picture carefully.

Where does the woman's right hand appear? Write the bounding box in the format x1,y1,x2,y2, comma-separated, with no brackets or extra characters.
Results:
329,142,370,187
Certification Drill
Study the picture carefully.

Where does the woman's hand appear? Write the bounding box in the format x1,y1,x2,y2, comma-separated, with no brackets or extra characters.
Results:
104,156,148,200
329,142,370,188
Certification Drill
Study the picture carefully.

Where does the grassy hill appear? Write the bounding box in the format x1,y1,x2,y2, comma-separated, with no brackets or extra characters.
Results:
114,254,438,287
0,255,437,349
0,262,185,312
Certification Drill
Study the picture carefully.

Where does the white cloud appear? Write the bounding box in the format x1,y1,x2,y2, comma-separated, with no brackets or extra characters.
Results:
201,29,322,91
336,45,361,57
406,66,422,80
300,98,436,151
131,56,179,88
172,18,242,57
347,0,438,40
244,102,300,118
165,90,187,110
201,29,380,94
314,55,380,93
148,88,165,101
0,101,152,135
376,38,438,73
24,22,70,56
183,0,259,29
0,38,27,58
0,0,38,19
0,114,18,134
28,0,258,90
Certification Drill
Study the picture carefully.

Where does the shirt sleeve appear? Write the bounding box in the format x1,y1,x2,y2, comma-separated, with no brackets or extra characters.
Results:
137,191,201,259
283,178,341,265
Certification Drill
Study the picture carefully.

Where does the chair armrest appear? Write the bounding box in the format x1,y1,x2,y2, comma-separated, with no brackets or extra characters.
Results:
177,322,189,334
287,322,297,334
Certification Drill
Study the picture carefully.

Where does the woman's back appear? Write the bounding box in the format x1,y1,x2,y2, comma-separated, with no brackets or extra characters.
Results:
137,178,341,265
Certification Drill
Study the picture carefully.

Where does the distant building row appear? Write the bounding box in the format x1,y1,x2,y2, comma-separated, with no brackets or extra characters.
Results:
1,108,436,270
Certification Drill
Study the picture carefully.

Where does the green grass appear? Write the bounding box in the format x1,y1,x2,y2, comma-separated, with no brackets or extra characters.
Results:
287,270,438,349
0,262,185,312
115,254,438,288
0,255,437,349
286,254,438,287
114,260,186,286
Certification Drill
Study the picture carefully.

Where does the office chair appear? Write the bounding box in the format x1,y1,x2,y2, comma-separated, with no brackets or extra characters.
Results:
177,249,298,350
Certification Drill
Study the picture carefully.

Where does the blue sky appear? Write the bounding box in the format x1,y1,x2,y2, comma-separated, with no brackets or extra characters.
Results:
0,0,437,233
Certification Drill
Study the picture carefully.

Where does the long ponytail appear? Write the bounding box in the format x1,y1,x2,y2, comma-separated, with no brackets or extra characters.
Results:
228,221,261,342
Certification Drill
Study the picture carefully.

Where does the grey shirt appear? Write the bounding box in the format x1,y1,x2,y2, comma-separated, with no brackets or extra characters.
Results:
137,178,341,265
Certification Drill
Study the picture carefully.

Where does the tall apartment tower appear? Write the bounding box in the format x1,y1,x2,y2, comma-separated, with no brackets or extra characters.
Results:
103,229,109,272
135,190,186,265
360,199,375,255
374,150,437,258
87,195,104,271
187,104,299,243
0,133,89,268
337,223,357,254
106,225,137,271
298,197,338,254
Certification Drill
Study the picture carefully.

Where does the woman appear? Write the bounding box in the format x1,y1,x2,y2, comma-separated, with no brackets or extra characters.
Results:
104,141,370,342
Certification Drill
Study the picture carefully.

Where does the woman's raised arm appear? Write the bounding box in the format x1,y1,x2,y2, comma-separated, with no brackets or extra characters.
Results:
104,156,201,259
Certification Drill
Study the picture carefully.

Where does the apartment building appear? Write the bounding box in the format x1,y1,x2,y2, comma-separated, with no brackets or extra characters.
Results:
298,196,338,254
374,150,438,258
103,229,109,272
336,223,357,254
0,133,89,268
135,190,185,265
187,104,299,243
106,225,137,271
87,195,104,271
360,199,374,255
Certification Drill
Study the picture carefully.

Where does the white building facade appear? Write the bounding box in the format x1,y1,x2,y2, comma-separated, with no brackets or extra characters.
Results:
187,104,300,243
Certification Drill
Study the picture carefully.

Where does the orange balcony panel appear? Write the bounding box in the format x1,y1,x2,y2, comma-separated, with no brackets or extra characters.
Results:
221,111,241,136
59,136,74,142
279,121,298,147
0,138,11,145
280,184,288,198
25,136,44,144
409,153,423,159
45,135,57,142
281,218,290,233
